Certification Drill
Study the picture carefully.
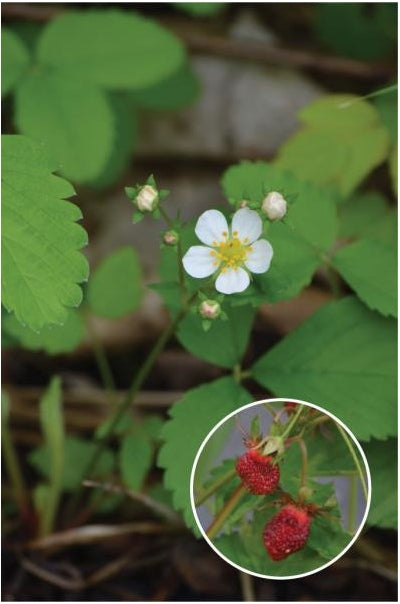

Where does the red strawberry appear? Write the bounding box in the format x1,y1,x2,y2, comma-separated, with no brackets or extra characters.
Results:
235,451,280,495
263,503,312,561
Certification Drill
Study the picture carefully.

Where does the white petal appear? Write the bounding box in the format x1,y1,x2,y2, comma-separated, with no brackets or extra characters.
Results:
231,208,262,244
215,267,250,294
182,246,219,278
245,239,273,274
195,210,229,247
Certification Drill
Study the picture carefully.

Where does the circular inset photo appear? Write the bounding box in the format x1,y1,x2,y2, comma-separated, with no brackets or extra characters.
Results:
190,398,371,579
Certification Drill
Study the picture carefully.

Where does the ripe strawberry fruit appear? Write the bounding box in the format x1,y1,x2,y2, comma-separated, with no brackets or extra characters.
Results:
235,450,280,495
263,503,312,561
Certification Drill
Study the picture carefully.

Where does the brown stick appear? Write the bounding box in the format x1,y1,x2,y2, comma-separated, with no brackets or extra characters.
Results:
1,4,394,80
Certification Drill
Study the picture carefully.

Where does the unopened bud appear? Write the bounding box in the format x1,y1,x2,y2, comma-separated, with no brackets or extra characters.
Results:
163,230,179,246
298,486,313,502
262,191,287,221
136,184,158,212
198,299,221,320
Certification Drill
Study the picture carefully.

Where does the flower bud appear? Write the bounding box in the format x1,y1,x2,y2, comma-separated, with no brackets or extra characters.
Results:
198,299,221,320
298,486,314,502
262,191,287,221
163,230,179,246
136,184,158,212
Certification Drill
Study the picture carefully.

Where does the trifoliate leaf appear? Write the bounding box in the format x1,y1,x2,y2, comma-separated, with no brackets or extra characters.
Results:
1,28,30,96
333,239,397,317
37,10,185,90
363,437,397,529
15,70,114,183
129,62,200,111
158,376,251,530
276,95,390,197
2,308,84,354
29,435,115,492
173,2,226,17
2,135,89,331
120,433,153,492
87,247,142,319
252,297,396,441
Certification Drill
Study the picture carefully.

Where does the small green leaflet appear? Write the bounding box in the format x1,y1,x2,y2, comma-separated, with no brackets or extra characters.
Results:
120,433,153,492
2,135,89,331
252,296,397,441
363,437,397,529
333,239,397,318
276,95,390,197
1,28,30,97
2,308,84,354
15,70,114,183
338,191,394,241
86,247,142,319
37,10,185,90
158,376,251,530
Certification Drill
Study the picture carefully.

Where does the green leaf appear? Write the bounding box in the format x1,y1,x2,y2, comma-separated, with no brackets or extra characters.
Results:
1,135,89,331
129,62,200,111
221,161,338,303
252,297,397,441
333,239,397,318
15,70,114,183
276,95,390,196
307,515,351,560
37,10,185,90
29,435,115,492
158,376,251,530
87,247,142,319
374,91,397,145
338,191,392,240
363,437,397,529
177,303,255,369
2,309,84,354
37,377,64,534
389,146,397,195
173,2,226,17
89,94,137,189
120,433,153,491
1,28,30,96
314,4,397,61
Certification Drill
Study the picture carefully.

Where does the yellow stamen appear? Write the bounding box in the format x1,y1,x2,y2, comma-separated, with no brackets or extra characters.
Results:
215,236,250,270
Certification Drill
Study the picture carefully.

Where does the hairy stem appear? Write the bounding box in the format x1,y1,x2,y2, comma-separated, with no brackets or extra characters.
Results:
239,571,256,601
159,206,187,304
281,403,304,440
297,437,308,489
336,423,368,502
348,473,358,534
195,467,237,506
206,484,247,540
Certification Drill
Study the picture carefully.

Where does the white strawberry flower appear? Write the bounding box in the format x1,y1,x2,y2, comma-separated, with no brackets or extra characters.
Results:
182,208,273,294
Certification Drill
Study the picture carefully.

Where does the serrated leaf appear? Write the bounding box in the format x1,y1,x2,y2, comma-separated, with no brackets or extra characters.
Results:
276,95,390,197
29,435,115,492
338,191,392,240
158,376,251,530
1,28,30,96
252,297,397,441
87,247,142,319
333,239,397,317
130,62,200,111
120,433,153,492
363,438,397,529
2,135,89,331
2,308,84,354
221,161,338,303
15,70,114,183
177,303,255,369
307,516,351,560
37,10,185,90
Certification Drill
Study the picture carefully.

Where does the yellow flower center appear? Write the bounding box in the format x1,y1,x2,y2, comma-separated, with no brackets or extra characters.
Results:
210,231,251,271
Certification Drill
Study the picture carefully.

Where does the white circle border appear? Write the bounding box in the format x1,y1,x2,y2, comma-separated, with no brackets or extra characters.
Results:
190,397,372,581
